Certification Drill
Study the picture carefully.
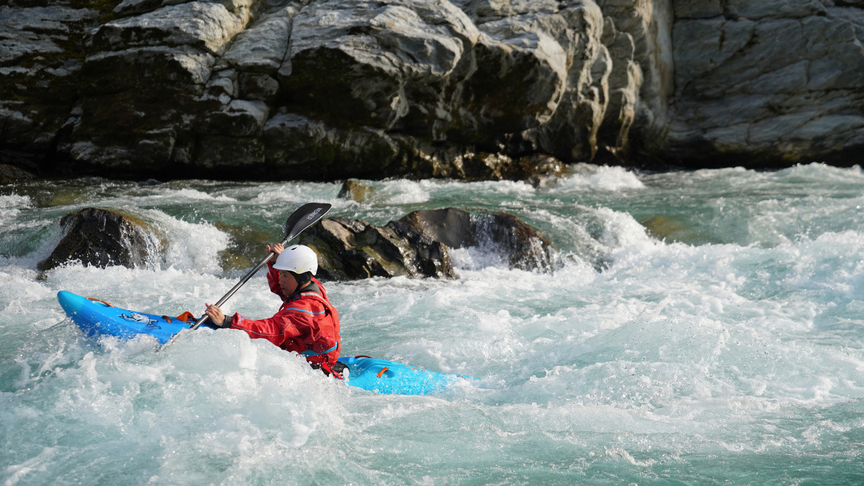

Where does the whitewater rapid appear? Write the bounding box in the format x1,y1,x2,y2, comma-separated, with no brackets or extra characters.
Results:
1,163,863,484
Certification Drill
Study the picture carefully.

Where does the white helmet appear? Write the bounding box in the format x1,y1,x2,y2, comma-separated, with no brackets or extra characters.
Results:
273,244,318,275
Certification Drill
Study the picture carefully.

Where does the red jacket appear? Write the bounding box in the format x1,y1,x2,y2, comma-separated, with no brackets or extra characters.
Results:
227,263,341,367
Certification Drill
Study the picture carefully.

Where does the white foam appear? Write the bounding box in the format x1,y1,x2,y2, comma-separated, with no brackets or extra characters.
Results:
3,166,864,483
0,193,31,210
552,163,645,192
251,182,340,206
153,188,238,202
377,179,431,204
143,210,231,273
0,194,32,228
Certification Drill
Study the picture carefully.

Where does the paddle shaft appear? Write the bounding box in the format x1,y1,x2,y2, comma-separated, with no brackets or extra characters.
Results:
190,243,285,330
190,202,331,331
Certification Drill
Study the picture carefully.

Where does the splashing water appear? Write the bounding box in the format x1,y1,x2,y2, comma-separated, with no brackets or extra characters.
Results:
1,163,863,484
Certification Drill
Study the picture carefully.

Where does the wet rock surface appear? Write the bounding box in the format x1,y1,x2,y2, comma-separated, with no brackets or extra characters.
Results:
399,208,553,272
640,215,717,246
38,207,158,270
337,178,374,202
298,216,456,280
299,207,552,280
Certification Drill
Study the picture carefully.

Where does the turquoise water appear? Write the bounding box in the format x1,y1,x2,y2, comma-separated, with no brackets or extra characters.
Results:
1,163,863,484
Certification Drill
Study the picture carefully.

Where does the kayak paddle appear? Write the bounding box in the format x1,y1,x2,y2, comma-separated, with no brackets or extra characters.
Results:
190,202,331,330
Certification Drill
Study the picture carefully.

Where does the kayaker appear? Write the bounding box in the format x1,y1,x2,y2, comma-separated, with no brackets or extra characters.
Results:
203,244,342,376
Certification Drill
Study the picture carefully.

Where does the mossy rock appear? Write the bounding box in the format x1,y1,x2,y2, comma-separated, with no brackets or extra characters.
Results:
337,179,374,203
214,222,274,272
640,215,717,245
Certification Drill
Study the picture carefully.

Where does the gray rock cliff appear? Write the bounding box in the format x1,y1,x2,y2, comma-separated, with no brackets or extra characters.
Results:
670,0,864,166
1,0,861,179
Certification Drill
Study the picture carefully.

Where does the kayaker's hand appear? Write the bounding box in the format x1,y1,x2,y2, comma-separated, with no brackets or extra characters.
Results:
267,243,284,262
204,303,227,328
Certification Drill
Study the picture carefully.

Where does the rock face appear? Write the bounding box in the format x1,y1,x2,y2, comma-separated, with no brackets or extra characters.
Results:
298,216,456,280
1,4,99,161
38,207,158,270
669,1,864,167
398,208,553,272
0,162,36,182
299,207,552,280
1,0,862,177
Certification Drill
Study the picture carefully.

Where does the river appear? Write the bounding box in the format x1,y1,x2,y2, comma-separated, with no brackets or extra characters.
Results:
1,162,863,484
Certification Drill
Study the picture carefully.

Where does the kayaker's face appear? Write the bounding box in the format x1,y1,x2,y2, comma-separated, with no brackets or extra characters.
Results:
278,270,298,296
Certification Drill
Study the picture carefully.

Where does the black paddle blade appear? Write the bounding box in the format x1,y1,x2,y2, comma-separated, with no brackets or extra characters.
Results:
284,203,331,241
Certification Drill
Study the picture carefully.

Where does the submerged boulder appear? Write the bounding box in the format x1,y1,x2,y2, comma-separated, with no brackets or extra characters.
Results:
399,208,553,272
640,215,717,246
38,207,158,270
298,217,455,280
299,207,553,280
337,178,374,202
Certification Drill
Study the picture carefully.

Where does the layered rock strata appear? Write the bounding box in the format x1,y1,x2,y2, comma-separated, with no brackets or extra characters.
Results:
1,0,861,178
670,0,864,167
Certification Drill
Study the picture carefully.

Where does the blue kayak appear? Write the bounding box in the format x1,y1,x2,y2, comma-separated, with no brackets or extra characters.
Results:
57,290,473,395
